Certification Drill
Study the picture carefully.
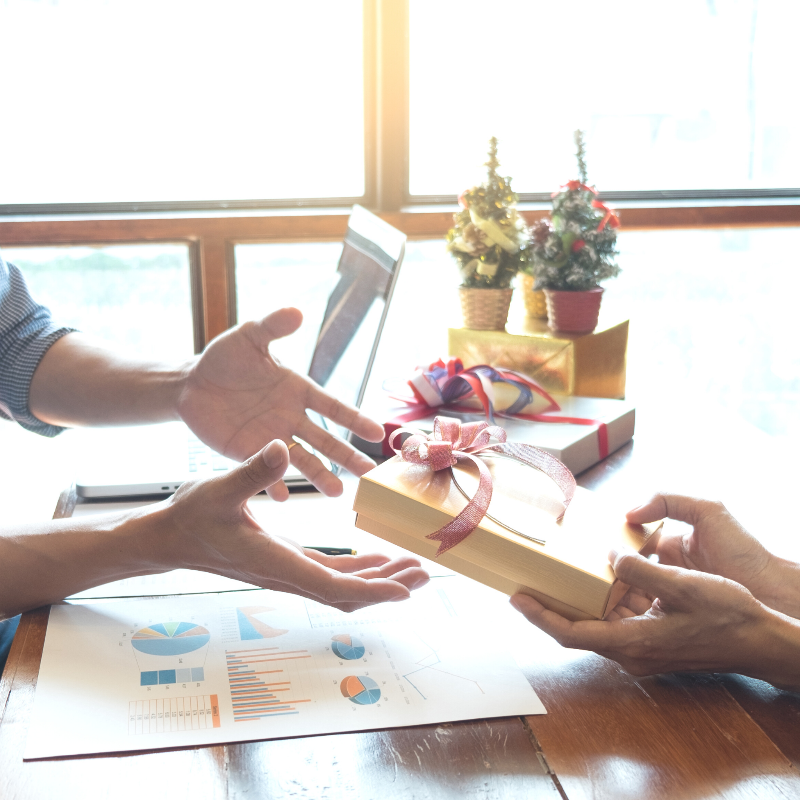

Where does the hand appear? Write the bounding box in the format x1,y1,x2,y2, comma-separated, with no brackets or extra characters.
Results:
159,439,430,612
627,493,800,618
177,308,385,500
510,548,798,684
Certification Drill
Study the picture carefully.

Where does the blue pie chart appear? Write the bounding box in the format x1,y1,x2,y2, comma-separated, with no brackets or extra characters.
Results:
331,634,365,660
340,675,381,705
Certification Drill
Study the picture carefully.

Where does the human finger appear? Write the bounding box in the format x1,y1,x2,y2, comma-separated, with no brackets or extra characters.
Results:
352,562,430,586
251,307,304,349
251,542,414,607
609,547,694,608
301,550,392,572
265,479,290,502
295,414,378,477
286,437,345,497
626,493,728,527
305,380,385,443
216,440,290,505
509,593,628,652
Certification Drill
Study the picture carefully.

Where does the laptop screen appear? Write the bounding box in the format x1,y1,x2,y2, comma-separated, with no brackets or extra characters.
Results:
307,205,406,434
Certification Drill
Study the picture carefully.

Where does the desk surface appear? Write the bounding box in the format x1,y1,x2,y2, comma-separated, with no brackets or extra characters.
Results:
2,403,800,800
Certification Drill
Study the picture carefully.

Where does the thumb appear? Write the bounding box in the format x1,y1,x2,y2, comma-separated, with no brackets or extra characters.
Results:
223,440,290,504
609,546,691,609
253,308,303,347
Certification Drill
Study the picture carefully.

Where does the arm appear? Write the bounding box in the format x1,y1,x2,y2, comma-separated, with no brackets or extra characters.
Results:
28,307,385,498
511,493,800,691
511,548,800,692
0,440,429,620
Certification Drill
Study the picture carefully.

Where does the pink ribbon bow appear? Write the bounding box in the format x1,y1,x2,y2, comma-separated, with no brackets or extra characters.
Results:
389,417,576,557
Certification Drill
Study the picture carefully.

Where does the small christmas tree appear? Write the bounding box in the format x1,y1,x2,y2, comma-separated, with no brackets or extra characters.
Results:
530,131,620,292
446,138,532,289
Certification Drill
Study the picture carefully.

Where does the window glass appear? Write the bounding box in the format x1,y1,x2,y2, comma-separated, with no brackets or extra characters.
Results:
366,233,800,442
1,0,364,205
2,244,194,360
409,0,800,196
235,242,344,373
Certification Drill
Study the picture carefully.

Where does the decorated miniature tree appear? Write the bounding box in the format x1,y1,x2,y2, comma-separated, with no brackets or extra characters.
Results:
446,138,532,290
530,130,620,292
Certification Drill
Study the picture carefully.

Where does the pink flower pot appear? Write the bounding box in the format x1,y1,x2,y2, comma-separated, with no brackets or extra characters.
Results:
544,287,604,333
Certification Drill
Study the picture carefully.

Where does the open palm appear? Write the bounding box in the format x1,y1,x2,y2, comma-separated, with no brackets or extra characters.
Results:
177,308,384,498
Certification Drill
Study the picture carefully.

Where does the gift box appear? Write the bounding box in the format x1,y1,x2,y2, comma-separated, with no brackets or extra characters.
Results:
354,395,634,476
354,454,661,621
447,317,628,399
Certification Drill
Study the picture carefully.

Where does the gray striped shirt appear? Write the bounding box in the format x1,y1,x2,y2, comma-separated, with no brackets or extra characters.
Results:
0,252,75,436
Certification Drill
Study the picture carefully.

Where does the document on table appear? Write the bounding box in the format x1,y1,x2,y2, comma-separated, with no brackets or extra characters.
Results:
26,577,545,758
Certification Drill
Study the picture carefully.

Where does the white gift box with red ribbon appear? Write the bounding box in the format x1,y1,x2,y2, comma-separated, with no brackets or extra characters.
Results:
353,394,635,477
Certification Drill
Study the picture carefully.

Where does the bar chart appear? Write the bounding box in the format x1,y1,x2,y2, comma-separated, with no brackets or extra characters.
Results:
225,647,312,723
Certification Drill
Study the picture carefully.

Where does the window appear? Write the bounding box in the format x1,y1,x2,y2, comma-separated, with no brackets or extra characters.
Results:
409,0,800,200
2,244,194,360
1,0,363,207
3,0,797,213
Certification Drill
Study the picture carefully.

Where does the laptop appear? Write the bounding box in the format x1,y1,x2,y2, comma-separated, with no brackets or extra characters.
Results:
74,205,406,498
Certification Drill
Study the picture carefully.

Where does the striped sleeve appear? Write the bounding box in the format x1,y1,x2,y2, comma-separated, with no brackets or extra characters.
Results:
0,253,76,437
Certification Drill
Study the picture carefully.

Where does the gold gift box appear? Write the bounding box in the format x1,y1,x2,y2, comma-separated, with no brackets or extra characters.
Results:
448,317,628,399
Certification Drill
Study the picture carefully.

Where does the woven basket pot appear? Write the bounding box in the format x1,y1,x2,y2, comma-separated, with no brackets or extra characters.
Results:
517,272,548,319
544,287,604,333
459,286,513,331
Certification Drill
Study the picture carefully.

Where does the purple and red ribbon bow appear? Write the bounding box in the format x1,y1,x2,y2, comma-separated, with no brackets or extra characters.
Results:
385,358,610,462
389,417,577,557
405,357,559,424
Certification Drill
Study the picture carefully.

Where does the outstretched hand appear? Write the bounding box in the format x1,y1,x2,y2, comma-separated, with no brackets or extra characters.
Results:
161,439,430,612
177,308,385,500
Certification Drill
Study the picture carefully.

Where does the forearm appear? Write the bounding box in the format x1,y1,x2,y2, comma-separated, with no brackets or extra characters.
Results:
29,333,190,427
744,606,800,692
755,556,800,620
0,504,173,618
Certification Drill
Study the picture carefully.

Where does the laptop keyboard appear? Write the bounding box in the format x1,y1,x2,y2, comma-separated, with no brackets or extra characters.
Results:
187,435,238,474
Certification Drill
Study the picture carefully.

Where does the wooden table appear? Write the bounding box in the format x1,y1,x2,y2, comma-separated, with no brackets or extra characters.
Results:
2,403,800,799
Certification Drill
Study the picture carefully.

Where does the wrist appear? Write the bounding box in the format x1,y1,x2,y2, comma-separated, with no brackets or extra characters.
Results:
740,604,800,691
752,556,800,619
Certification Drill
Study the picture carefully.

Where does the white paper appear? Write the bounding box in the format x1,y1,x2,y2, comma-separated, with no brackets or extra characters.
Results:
26,577,545,759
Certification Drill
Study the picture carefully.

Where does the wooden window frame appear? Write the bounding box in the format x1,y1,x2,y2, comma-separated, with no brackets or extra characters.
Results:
2,204,800,353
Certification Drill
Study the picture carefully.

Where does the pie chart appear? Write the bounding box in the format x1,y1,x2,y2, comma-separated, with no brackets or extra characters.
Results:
331,634,365,660
340,675,381,705
131,622,210,656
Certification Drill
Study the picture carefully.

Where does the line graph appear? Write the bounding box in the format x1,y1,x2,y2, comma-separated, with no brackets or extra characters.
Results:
402,637,485,700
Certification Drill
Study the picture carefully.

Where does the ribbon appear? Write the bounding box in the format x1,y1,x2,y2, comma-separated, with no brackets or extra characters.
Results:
468,208,520,253
405,358,560,424
592,199,620,231
389,417,576,556
551,180,597,198
385,358,610,461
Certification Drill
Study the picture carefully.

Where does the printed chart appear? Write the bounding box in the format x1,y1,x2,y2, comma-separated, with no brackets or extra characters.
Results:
235,606,288,640
331,634,365,661
130,621,210,687
226,647,311,722
129,695,220,734
340,675,381,705
25,582,546,758
132,622,210,655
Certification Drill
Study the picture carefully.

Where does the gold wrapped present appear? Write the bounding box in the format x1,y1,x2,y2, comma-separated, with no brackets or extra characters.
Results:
448,317,628,399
